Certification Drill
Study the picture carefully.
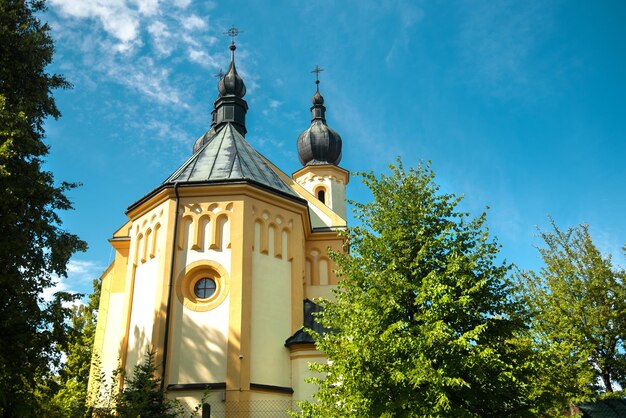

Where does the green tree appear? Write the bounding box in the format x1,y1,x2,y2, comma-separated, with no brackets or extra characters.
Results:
0,0,86,415
43,280,101,417
301,161,540,417
92,351,183,418
517,221,626,411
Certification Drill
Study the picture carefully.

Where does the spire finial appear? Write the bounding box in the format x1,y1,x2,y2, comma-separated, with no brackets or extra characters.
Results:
224,25,242,58
311,65,324,92
298,65,342,166
217,25,246,99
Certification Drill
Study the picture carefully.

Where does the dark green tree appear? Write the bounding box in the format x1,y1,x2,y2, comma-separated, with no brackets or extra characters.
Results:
301,161,541,417
92,351,182,418
0,0,86,415
517,221,626,412
116,351,181,418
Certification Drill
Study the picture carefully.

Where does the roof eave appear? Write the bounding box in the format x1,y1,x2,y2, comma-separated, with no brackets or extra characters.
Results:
126,178,307,215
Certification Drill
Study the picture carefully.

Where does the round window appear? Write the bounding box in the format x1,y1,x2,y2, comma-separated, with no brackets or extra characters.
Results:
193,277,217,299
177,261,229,312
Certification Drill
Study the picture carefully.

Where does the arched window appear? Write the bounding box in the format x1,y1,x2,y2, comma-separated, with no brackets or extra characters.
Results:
317,189,326,204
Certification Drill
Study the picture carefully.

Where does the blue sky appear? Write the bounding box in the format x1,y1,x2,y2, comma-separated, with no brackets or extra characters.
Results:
41,0,626,296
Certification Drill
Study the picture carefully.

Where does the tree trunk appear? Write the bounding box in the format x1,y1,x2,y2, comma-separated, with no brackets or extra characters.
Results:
602,371,613,393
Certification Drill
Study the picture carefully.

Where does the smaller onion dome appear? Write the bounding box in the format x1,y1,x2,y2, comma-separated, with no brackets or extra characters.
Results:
312,90,324,105
218,43,246,98
297,73,342,166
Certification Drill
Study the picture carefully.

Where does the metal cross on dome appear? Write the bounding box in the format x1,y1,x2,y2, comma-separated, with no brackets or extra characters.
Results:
224,25,242,43
311,65,324,83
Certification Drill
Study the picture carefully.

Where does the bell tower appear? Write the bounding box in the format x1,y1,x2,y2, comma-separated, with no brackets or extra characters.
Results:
293,66,349,220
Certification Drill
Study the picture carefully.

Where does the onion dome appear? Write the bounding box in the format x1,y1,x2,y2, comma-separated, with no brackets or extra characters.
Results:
218,43,246,98
297,69,342,166
312,89,324,105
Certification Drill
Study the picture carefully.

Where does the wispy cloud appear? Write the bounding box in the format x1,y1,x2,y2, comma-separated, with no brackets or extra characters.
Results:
42,259,104,303
182,14,207,31
385,1,424,64
48,0,223,107
456,1,556,98
46,0,234,164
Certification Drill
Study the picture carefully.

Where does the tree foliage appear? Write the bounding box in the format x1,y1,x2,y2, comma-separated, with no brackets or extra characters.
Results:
301,161,540,417
41,280,101,417
517,221,626,411
0,0,86,414
92,351,184,418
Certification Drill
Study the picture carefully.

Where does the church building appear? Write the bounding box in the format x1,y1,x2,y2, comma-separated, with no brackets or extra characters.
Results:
90,32,349,416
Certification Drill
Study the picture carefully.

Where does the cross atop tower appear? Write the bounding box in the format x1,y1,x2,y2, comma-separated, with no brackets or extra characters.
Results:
311,65,324,83
224,25,243,44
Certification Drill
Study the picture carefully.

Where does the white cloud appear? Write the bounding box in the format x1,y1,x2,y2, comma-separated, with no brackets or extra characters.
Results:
115,58,185,105
48,0,229,107
173,0,192,8
183,14,207,31
50,0,141,46
148,20,173,56
188,48,219,69
269,100,282,109
42,259,104,303
132,0,160,16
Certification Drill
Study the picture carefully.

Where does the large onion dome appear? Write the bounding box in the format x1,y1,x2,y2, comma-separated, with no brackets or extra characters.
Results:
218,43,246,98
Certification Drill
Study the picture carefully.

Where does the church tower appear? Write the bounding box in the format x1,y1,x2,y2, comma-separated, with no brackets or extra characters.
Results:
293,66,350,221
90,31,349,417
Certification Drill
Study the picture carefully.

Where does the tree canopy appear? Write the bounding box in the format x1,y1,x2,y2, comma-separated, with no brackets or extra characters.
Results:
517,221,626,411
0,0,86,414
301,161,541,417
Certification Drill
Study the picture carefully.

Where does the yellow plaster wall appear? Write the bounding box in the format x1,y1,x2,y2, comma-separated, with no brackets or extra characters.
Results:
246,197,307,392
168,199,233,386
89,238,130,402
304,234,343,300
290,347,326,403
169,295,230,384
125,256,158,371
123,202,169,376
250,251,291,387
292,165,349,221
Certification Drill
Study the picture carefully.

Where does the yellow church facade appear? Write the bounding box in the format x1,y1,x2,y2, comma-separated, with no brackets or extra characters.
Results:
89,37,348,416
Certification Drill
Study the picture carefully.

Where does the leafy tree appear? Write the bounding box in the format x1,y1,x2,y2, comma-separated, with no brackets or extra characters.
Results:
0,0,86,415
517,221,626,411
301,161,540,417
42,280,101,417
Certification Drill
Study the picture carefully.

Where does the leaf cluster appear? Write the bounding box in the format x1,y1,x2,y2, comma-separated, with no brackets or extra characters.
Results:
302,161,539,417
517,220,626,412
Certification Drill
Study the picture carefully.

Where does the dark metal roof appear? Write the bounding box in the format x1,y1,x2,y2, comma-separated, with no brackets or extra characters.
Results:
164,123,298,198
285,299,328,347
297,78,342,167
579,399,626,417
218,43,246,99
297,120,342,166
